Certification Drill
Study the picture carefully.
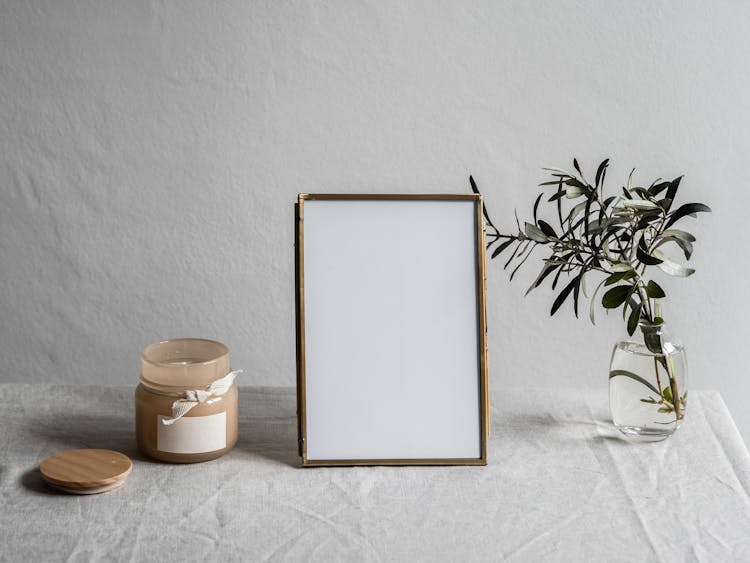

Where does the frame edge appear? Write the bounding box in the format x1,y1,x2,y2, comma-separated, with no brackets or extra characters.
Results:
295,193,488,467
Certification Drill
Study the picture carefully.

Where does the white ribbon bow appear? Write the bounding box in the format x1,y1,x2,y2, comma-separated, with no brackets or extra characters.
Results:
160,370,242,426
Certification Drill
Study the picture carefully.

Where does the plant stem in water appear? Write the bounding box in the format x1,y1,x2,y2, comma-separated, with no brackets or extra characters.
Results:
653,357,664,401
667,355,683,419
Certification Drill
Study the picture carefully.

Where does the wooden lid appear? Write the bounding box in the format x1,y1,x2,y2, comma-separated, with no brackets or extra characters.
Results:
40,449,132,492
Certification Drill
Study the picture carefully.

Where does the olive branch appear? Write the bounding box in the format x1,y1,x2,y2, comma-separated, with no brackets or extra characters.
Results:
472,158,711,419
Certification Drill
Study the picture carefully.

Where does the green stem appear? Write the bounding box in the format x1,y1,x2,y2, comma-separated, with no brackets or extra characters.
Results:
642,320,683,420
653,356,664,402
667,355,683,419
635,281,653,323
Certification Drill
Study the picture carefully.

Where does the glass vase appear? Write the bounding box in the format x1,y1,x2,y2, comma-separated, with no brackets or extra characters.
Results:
609,321,687,442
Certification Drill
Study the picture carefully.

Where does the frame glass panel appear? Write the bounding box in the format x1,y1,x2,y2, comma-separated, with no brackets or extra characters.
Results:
296,194,488,466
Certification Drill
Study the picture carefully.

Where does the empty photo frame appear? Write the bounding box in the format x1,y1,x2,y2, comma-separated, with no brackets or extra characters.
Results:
295,194,488,466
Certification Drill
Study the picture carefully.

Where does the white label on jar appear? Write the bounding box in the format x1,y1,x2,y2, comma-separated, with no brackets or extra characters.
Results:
157,412,227,454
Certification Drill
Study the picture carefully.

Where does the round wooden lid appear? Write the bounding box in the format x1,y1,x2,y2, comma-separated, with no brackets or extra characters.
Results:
40,449,132,492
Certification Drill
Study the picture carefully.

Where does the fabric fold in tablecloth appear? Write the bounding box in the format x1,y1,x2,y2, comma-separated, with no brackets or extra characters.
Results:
1,384,749,562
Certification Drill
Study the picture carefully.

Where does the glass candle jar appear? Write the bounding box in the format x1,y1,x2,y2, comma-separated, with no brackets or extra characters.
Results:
135,338,239,463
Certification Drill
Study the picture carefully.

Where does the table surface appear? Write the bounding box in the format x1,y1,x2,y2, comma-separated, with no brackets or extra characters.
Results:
1,385,749,562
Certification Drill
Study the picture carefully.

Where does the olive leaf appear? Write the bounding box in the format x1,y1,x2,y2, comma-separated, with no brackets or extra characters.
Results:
602,285,631,309
645,280,666,299
609,370,661,396
664,202,712,229
627,302,643,336
550,275,579,316
652,249,695,277
524,222,549,243
473,158,710,345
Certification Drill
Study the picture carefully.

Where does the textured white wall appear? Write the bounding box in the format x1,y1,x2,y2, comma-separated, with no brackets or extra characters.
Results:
1,1,747,443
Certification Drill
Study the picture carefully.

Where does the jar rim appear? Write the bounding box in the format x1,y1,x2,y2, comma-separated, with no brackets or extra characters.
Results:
140,338,231,390
141,338,229,367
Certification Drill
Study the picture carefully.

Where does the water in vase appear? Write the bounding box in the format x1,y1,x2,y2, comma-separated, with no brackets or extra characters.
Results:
609,338,688,442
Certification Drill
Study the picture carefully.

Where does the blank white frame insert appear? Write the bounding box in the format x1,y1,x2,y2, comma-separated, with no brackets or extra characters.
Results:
295,194,488,466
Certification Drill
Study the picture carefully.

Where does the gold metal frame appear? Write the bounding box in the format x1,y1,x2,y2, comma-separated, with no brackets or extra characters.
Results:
295,194,489,467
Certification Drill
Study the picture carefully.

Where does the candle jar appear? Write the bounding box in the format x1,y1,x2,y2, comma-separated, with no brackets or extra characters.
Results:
135,338,239,463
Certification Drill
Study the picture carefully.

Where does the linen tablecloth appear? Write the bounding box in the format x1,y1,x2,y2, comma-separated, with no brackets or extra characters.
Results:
1,384,749,562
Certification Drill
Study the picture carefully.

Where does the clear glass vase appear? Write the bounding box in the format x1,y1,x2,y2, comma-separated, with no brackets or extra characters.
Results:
609,321,687,442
